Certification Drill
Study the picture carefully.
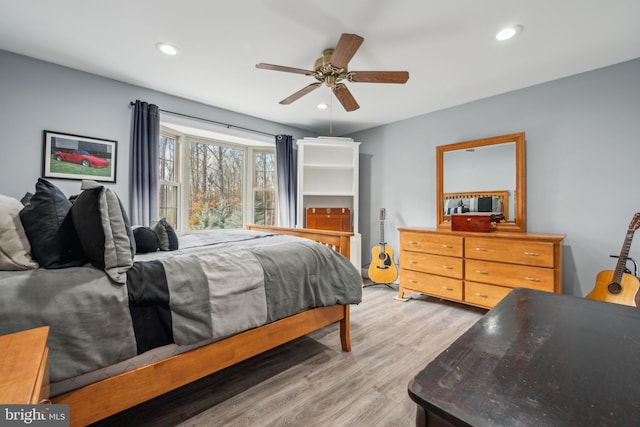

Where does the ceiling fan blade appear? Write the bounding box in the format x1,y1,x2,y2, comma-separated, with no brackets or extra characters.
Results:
329,33,364,69
256,63,315,76
279,82,322,105
348,71,410,84
332,83,360,112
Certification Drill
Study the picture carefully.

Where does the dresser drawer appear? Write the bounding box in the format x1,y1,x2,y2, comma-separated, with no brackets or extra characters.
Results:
465,281,513,308
465,237,555,267
401,269,463,300
465,260,555,292
400,251,463,279
401,232,463,257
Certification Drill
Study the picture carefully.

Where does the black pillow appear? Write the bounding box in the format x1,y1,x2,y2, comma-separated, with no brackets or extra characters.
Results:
71,181,135,284
153,218,179,251
133,226,160,254
478,196,493,212
19,178,86,268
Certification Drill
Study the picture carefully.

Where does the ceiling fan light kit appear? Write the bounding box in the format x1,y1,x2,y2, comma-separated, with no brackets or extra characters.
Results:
256,33,409,112
495,25,523,41
155,42,179,56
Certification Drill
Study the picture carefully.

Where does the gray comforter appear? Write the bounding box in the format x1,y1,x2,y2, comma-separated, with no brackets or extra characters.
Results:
0,230,362,382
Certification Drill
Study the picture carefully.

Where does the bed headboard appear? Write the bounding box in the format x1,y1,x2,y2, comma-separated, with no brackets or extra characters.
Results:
442,190,510,221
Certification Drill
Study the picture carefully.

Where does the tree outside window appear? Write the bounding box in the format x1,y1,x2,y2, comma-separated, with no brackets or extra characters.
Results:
189,141,244,230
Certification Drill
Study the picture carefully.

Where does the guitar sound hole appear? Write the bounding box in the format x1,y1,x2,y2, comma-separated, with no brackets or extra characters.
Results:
608,282,623,294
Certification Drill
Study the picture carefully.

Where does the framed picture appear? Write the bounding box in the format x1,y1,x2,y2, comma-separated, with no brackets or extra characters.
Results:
43,130,117,183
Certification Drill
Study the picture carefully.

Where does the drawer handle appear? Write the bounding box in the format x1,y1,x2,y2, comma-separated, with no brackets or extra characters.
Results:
442,244,454,248
524,277,541,282
475,270,489,275
442,286,454,291
474,247,488,252
524,252,540,256
442,265,453,269
409,279,418,283
475,293,489,298
409,260,418,264
408,241,418,245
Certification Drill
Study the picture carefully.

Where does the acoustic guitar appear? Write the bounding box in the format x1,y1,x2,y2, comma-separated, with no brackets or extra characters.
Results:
587,212,640,306
368,208,398,284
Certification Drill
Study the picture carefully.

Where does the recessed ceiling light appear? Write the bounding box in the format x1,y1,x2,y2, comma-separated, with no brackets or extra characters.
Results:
495,25,522,41
156,42,179,56
317,103,328,110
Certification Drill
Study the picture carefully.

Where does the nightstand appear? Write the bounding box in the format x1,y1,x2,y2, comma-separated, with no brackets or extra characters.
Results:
0,326,50,403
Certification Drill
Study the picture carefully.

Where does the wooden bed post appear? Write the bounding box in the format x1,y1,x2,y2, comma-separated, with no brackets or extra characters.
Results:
340,305,351,352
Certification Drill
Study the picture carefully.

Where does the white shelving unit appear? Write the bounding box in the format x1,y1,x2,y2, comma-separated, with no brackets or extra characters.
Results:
296,137,361,269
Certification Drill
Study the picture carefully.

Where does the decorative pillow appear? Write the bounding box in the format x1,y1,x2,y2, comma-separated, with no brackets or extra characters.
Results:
492,196,503,213
19,178,86,269
443,198,463,214
133,226,160,254
445,206,468,215
20,192,33,206
478,196,493,212
152,218,179,251
0,195,39,270
71,180,136,284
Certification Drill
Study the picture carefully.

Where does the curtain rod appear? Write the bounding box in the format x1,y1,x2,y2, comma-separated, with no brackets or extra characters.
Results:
129,102,277,138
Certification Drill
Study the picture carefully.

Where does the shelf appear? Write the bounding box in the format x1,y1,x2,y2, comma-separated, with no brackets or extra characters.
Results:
302,191,355,196
297,137,359,238
302,163,354,170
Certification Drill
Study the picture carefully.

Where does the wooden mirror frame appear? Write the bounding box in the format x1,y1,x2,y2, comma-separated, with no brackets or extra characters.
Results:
436,132,526,232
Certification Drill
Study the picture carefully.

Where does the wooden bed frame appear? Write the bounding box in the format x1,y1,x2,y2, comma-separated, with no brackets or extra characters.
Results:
52,225,355,426
443,190,510,221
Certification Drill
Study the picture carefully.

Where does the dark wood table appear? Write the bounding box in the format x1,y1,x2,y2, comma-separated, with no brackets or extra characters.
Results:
408,288,640,426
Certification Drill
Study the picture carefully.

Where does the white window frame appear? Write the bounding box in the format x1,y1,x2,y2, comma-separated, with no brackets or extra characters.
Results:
250,148,278,228
159,114,276,232
159,128,181,229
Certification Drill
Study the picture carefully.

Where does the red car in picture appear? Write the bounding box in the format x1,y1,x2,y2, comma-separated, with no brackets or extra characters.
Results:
53,149,109,168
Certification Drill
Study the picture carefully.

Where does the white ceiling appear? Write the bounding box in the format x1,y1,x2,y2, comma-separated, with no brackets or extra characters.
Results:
2,0,639,136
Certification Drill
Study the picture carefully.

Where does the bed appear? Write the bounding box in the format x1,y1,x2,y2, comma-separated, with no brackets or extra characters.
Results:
442,190,510,221
0,182,362,426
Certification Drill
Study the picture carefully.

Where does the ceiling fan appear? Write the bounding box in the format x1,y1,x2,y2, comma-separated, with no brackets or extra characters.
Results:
256,33,409,112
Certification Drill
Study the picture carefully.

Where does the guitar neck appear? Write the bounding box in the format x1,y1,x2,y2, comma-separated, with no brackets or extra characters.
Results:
613,230,635,282
378,209,386,246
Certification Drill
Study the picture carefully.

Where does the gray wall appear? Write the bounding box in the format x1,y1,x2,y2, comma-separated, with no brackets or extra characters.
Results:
0,49,309,203
351,57,640,298
3,48,640,298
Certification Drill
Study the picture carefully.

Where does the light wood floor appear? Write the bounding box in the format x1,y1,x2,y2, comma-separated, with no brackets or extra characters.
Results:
91,285,486,427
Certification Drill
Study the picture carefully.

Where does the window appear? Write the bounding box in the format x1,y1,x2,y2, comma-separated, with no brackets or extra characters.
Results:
253,150,277,227
159,134,179,227
159,127,276,231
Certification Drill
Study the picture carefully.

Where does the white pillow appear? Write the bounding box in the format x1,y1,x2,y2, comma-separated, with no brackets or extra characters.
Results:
0,194,39,270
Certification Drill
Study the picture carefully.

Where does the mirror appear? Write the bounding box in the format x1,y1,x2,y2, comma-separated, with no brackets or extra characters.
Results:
436,132,526,232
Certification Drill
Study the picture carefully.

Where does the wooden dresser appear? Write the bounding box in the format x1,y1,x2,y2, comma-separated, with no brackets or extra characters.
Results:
397,228,565,309
0,326,50,403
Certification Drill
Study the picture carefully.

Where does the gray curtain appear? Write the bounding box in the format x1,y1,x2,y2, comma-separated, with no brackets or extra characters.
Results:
275,135,296,227
129,100,159,226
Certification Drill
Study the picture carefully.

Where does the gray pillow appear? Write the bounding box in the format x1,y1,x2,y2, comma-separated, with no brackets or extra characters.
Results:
71,180,135,284
0,195,39,270
152,218,178,251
